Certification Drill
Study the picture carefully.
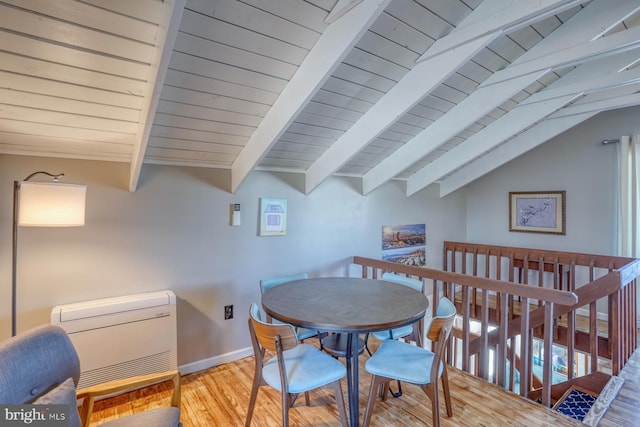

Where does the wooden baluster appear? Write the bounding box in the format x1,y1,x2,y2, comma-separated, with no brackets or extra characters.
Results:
588,260,598,373
496,251,502,325
566,260,575,380
541,302,554,407
537,256,544,308
479,287,489,380
472,249,478,318
633,278,637,351
536,257,544,341
607,261,621,374
509,253,516,320
496,291,508,388
520,296,530,397
462,285,471,373
624,282,631,363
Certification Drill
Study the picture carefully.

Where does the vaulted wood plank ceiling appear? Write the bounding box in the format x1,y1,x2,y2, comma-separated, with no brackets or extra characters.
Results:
1,0,639,195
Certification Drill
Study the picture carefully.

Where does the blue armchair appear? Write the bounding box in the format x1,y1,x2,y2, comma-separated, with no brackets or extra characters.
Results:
0,325,181,427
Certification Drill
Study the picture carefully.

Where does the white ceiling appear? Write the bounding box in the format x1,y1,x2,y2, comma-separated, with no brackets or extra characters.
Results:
1,0,640,195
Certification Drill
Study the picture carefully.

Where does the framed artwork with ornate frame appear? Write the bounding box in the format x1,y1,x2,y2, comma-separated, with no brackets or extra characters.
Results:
509,191,566,235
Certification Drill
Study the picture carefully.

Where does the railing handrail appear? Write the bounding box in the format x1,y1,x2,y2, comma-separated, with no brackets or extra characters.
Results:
444,240,639,271
353,256,578,305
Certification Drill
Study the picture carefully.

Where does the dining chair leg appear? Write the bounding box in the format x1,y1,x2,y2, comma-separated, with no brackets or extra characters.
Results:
281,391,290,427
441,367,453,417
363,375,388,427
244,374,261,426
330,380,349,427
425,382,440,427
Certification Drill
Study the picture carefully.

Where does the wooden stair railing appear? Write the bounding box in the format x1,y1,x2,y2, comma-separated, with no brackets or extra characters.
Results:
443,242,639,378
352,255,577,407
353,243,639,408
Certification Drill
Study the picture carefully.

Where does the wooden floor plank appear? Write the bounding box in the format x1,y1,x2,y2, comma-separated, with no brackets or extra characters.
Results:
88,338,583,426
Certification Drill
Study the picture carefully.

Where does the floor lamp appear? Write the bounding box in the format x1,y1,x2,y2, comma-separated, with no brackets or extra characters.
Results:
12,171,86,336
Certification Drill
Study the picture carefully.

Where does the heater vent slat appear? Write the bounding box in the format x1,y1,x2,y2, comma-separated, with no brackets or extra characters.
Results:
77,350,173,389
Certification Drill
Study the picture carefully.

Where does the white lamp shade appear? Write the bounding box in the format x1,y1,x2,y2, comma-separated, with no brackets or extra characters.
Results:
18,181,86,226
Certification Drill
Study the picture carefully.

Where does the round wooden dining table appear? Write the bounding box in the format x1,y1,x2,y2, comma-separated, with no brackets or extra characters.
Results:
261,277,429,427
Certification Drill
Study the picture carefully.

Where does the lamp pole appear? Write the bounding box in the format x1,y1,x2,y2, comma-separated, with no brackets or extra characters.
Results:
11,172,68,337
11,180,19,337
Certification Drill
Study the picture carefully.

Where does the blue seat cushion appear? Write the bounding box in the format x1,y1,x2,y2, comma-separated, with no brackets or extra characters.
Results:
262,344,346,394
371,324,414,341
365,340,442,385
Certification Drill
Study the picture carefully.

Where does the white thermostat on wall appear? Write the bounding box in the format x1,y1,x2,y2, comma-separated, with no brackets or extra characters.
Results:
231,203,241,226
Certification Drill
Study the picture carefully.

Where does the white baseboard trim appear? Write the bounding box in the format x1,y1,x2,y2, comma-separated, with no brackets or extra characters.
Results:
178,346,253,376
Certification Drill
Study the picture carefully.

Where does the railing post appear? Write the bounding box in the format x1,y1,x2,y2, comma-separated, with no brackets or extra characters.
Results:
496,291,508,388
542,302,554,407
462,285,471,373
519,296,530,397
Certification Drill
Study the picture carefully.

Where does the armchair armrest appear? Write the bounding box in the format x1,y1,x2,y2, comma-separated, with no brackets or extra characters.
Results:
76,370,181,427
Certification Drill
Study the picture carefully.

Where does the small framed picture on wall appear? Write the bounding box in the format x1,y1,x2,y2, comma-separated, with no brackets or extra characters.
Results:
509,191,565,235
259,198,287,236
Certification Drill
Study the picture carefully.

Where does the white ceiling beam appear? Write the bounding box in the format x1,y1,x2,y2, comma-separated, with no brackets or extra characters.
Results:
495,1,640,62
548,90,640,119
325,0,362,24
480,25,640,89
229,0,390,194
128,0,185,192
362,0,640,195
438,89,640,197
406,93,582,196
406,51,640,195
418,0,585,63
362,70,546,194
303,33,494,194
517,50,640,107
305,0,575,194
438,112,597,197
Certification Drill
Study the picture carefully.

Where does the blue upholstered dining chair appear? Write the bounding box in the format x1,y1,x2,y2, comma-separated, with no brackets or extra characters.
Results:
0,324,181,427
245,304,348,427
368,272,425,346
260,273,318,341
364,272,425,397
362,297,457,427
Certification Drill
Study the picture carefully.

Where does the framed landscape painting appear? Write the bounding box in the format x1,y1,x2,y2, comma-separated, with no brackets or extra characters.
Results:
381,223,426,266
509,191,565,235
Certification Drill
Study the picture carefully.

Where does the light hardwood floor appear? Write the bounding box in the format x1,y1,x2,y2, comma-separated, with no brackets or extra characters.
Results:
88,337,583,426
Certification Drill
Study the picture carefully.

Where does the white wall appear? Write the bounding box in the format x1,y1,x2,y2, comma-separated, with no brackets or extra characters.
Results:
0,155,466,369
466,106,640,255
4,106,636,371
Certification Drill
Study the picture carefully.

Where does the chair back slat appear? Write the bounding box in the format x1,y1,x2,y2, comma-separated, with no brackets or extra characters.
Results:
249,303,298,352
260,273,309,293
381,272,424,292
426,297,457,343
252,320,298,352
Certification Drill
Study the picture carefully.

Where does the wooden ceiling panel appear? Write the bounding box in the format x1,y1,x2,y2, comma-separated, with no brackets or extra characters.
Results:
4,0,639,196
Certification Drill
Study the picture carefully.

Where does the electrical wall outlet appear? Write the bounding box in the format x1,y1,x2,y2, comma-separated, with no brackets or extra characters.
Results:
224,305,233,320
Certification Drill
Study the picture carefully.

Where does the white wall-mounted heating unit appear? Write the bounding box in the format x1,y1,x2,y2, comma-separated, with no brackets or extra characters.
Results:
51,290,177,390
